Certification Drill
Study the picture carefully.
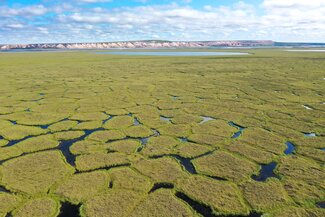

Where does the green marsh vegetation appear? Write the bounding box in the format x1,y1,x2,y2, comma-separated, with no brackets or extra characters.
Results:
0,49,324,216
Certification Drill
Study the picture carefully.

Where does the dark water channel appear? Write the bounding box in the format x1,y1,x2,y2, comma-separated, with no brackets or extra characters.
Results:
149,183,174,193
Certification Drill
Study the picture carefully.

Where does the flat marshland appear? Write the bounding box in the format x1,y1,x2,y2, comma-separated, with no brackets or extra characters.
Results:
0,49,324,217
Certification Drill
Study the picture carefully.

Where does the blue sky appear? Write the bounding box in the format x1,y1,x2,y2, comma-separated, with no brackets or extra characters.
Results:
1,0,325,44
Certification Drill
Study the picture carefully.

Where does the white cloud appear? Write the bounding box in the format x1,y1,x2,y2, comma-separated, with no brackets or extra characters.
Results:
6,24,24,29
0,5,48,17
262,0,325,9
78,0,112,3
1,1,325,43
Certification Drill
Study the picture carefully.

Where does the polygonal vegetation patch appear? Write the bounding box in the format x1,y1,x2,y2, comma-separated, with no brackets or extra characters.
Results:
277,156,324,188
109,167,152,192
192,120,236,138
75,152,129,172
54,171,109,203
130,189,196,217
106,139,141,154
72,121,103,130
52,131,85,141
70,140,109,155
48,120,78,132
158,124,191,138
124,126,153,138
240,179,292,212
192,150,258,182
0,125,47,141
141,136,179,157
70,112,108,121
173,142,213,159
225,142,276,164
103,116,134,130
13,197,60,217
87,130,125,143
177,175,250,215
187,134,225,146
269,207,325,217
0,146,23,161
237,128,286,154
81,189,145,217
0,192,22,215
15,134,59,153
1,151,74,194
133,157,189,183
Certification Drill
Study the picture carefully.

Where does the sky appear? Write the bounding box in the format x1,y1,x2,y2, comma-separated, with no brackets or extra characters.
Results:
0,0,325,44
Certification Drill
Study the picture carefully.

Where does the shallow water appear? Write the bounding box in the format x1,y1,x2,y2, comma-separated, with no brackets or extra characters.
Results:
304,132,317,137
302,105,313,110
9,120,17,125
173,155,197,174
252,162,280,182
58,202,80,217
160,116,172,122
199,116,215,124
133,117,141,126
284,142,296,155
58,128,105,166
286,50,325,52
0,185,10,193
228,121,245,139
102,115,114,124
179,137,189,142
94,51,249,56
317,201,325,208
137,129,160,151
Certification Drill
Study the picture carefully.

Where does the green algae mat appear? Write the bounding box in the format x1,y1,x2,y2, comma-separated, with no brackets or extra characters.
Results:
0,49,324,217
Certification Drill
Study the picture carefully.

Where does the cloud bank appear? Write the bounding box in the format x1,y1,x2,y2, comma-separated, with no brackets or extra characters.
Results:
0,0,324,44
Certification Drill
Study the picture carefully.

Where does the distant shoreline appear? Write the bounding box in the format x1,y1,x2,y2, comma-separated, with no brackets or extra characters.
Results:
1,40,325,51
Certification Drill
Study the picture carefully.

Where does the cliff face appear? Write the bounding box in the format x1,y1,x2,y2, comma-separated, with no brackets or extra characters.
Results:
0,40,274,50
